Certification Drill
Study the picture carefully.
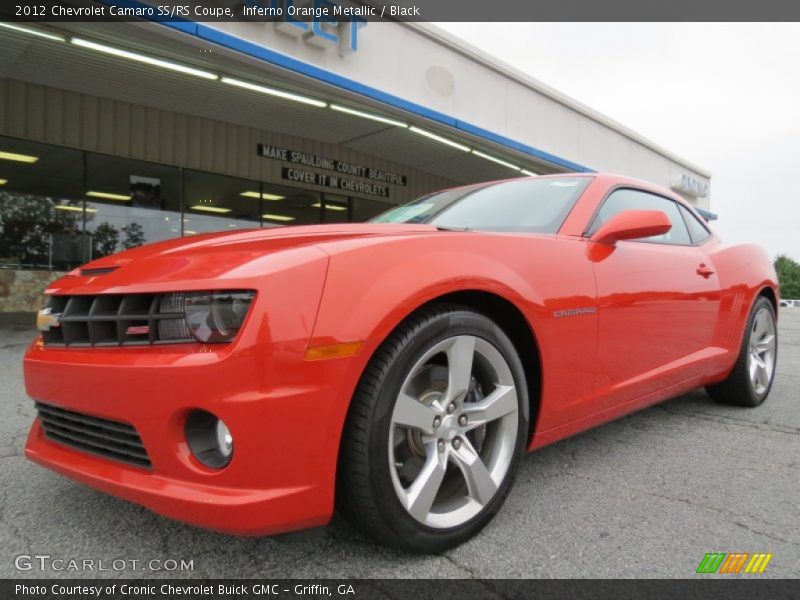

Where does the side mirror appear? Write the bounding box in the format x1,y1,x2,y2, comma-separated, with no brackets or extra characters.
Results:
590,210,672,245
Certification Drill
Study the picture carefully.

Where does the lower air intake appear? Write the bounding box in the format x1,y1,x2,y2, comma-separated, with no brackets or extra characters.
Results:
36,402,152,469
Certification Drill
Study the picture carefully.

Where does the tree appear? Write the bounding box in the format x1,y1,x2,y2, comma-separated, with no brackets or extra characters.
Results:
0,191,83,265
121,222,146,249
774,254,800,299
92,222,120,258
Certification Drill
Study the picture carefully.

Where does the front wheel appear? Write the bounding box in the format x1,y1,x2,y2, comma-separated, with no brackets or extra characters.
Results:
707,296,778,407
337,305,529,553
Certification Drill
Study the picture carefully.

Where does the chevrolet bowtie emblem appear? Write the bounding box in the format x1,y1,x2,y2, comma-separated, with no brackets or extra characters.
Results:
36,308,62,332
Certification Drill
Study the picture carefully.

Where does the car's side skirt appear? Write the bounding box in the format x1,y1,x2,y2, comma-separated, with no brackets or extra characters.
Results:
527,371,712,452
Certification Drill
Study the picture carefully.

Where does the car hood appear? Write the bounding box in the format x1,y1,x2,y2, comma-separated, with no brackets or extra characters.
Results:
48,224,440,294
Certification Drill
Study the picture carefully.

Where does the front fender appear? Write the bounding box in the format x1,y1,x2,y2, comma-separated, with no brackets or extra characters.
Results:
310,237,545,348
308,233,599,446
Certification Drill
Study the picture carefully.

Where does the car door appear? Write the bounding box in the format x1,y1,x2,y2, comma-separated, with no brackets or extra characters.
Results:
587,188,722,410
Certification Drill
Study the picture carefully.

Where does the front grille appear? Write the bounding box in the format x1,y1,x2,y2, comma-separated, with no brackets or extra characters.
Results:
36,402,152,468
42,293,194,347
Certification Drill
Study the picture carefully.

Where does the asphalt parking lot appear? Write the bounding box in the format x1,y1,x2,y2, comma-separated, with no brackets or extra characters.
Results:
1,312,798,579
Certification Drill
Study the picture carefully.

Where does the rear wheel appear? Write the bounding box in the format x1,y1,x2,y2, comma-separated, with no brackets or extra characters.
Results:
337,305,528,553
707,296,777,407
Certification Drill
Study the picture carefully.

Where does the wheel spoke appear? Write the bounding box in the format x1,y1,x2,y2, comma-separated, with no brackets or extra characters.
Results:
403,442,447,521
394,392,439,433
748,355,759,383
753,311,767,339
445,336,476,405
462,385,517,430
756,363,769,390
757,334,775,353
450,437,497,506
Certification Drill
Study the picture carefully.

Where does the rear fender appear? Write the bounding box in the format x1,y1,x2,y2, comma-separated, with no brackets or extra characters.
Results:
706,240,778,370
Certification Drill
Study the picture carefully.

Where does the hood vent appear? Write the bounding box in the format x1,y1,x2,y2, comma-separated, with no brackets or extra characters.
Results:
80,267,119,276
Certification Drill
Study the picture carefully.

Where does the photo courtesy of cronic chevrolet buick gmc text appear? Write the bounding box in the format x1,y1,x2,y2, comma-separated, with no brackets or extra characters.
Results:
23,174,778,553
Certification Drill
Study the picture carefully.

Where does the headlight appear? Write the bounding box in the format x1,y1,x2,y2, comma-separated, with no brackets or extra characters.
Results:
184,290,255,343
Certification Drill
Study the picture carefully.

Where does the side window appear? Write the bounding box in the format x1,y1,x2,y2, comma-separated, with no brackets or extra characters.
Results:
678,204,711,244
588,189,692,245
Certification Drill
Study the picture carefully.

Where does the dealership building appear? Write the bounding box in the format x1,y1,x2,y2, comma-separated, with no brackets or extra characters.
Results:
0,17,711,313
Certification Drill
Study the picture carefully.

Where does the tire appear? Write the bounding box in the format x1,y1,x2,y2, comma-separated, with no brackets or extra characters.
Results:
337,304,529,553
706,296,778,407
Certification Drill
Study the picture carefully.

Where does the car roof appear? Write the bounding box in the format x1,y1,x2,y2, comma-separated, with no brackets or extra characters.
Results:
436,173,693,211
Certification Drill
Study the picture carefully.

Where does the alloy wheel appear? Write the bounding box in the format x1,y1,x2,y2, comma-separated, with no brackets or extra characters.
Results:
748,307,777,395
388,335,519,529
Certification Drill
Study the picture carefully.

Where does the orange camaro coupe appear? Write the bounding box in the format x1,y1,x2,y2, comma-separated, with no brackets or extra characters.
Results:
24,174,778,552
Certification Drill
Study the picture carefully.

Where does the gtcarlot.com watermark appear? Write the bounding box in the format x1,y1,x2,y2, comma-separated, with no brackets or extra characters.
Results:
14,554,194,573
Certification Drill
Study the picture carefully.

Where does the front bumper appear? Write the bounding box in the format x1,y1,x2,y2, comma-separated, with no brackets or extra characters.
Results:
23,336,374,536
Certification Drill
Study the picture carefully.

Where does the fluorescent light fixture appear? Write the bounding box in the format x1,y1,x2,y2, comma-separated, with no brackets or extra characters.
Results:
189,205,231,214
221,77,326,108
262,213,295,222
240,191,285,201
71,38,218,80
408,127,470,152
472,150,520,171
330,104,407,128
312,202,347,212
86,190,131,201
0,22,65,42
0,151,38,163
520,169,538,177
54,205,97,213
0,179,7,185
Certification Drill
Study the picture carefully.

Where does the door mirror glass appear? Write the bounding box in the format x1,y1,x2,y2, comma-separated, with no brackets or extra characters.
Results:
590,210,672,244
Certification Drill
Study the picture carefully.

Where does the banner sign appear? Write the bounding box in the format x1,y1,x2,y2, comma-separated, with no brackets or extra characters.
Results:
259,144,406,188
282,167,390,198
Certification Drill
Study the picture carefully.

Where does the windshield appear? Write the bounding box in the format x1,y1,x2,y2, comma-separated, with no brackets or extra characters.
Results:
371,177,592,233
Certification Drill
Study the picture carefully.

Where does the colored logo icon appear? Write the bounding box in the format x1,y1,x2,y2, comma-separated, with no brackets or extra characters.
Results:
696,552,773,574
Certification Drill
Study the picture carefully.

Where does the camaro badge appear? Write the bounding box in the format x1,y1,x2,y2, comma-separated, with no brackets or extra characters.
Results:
553,306,597,318
36,308,61,332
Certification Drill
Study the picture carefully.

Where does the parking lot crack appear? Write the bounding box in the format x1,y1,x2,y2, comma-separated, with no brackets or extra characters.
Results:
657,405,800,437
443,553,480,579
562,471,800,547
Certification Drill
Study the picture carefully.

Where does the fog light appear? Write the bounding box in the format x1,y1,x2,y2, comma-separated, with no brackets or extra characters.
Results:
185,410,234,468
216,419,233,458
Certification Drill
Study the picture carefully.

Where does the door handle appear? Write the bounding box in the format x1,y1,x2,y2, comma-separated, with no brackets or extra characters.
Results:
696,263,715,278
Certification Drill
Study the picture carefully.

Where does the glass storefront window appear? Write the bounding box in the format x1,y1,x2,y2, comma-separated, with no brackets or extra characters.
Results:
85,153,181,258
0,136,85,270
0,135,403,272
259,182,320,228
321,194,350,224
182,170,261,235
